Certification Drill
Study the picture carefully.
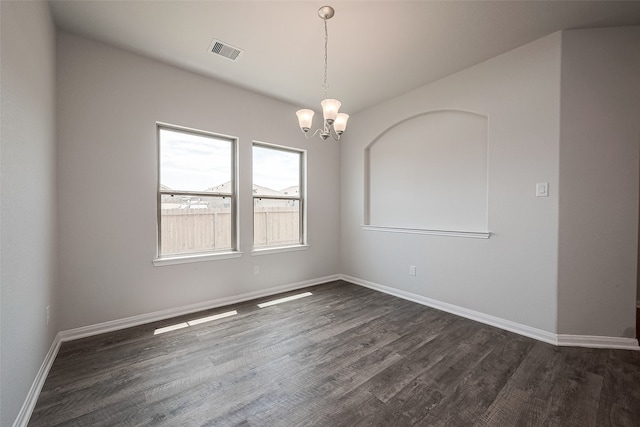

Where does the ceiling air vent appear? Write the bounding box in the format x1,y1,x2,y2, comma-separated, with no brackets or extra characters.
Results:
209,39,243,61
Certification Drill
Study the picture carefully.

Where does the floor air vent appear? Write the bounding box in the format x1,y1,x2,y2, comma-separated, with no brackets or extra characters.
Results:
209,39,243,61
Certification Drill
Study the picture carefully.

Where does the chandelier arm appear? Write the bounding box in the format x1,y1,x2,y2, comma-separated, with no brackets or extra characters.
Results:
301,128,324,139
300,122,341,141
328,124,341,141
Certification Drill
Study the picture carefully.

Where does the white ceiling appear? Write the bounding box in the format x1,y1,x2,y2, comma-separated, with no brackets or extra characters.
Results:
49,1,640,114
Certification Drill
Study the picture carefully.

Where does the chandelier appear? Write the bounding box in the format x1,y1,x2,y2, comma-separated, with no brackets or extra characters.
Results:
296,6,349,141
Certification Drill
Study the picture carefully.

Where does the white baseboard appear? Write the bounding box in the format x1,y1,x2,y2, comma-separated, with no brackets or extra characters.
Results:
340,274,640,351
340,274,558,345
12,333,62,427
557,334,639,350
59,274,341,342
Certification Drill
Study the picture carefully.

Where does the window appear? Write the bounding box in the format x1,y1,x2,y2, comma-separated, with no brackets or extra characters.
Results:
158,124,236,258
253,143,305,249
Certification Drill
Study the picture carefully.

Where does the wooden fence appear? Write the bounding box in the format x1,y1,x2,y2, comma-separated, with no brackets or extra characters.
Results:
253,206,300,248
160,207,299,255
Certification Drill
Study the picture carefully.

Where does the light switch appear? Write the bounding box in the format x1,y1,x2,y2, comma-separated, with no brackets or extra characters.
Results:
536,182,549,197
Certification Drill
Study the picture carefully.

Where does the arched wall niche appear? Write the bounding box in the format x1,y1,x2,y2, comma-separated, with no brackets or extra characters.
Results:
364,109,489,236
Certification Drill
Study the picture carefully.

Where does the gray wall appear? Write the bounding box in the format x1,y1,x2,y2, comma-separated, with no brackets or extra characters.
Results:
341,26,640,339
0,2,58,425
56,33,341,331
558,27,640,338
340,33,562,334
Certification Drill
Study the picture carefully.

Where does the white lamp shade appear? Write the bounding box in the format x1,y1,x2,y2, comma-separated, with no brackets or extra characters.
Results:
296,109,314,131
321,99,341,123
333,113,349,133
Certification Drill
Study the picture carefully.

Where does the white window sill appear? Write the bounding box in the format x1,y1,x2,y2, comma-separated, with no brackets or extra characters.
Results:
362,225,491,239
251,245,310,256
153,251,243,266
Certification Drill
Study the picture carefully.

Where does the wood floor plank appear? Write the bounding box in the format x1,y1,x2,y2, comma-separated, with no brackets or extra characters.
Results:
476,342,570,427
250,339,406,426
28,281,640,427
596,348,640,427
475,383,534,427
364,317,477,404
418,334,533,426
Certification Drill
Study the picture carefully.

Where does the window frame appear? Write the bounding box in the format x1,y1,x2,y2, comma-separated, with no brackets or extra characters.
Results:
156,122,239,262
252,141,306,251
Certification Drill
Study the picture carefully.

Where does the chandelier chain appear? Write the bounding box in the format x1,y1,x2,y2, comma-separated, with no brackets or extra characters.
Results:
323,17,329,99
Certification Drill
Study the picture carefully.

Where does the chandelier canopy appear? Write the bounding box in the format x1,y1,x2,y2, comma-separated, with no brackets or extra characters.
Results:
296,6,349,141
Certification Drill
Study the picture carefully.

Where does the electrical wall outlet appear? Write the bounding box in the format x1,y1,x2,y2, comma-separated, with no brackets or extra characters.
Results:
409,265,417,276
46,305,50,325
254,266,260,275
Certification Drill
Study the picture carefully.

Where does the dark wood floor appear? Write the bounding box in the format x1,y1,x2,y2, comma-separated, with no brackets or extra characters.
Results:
29,280,640,426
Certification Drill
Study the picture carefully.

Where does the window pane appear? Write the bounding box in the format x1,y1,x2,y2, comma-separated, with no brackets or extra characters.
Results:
160,128,232,193
253,146,299,196
160,195,232,255
254,198,300,248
